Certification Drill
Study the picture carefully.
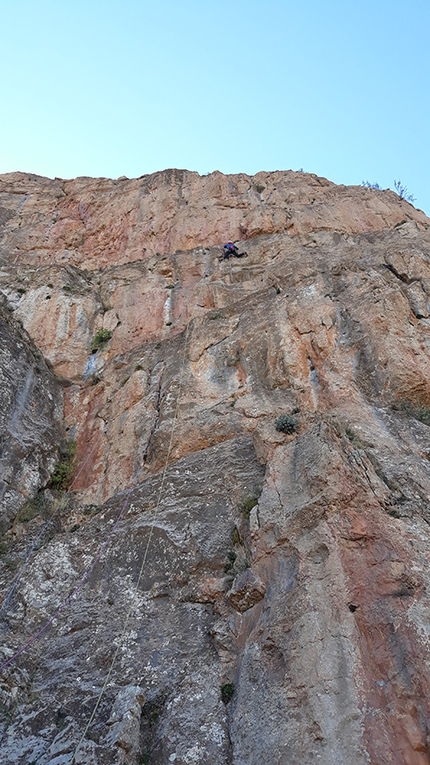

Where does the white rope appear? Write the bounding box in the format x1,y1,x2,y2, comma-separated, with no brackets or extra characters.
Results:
71,320,191,763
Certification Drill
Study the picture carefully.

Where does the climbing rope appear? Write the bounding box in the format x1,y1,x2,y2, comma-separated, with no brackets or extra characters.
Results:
70,320,191,762
0,320,192,765
1,368,127,622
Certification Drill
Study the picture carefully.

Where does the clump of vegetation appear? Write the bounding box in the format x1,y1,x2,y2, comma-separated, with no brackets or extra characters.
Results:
239,495,259,519
361,179,416,203
254,184,265,194
90,328,113,353
220,682,235,704
51,441,77,491
55,708,67,731
231,526,241,545
392,400,430,426
345,428,365,448
16,493,49,523
224,551,237,573
388,508,402,519
3,557,20,572
393,180,416,203
361,180,382,190
275,414,298,434
141,694,166,732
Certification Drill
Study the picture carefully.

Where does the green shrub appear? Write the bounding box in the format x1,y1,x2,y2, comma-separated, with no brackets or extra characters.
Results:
17,500,42,523
345,427,364,447
275,414,298,434
51,441,76,491
141,695,166,729
90,328,113,353
224,551,237,573
3,557,19,571
16,491,53,524
220,682,235,704
388,508,402,518
393,401,430,426
239,495,258,519
254,184,265,194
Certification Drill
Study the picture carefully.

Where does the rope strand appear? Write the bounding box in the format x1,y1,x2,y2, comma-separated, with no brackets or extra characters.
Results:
70,320,190,762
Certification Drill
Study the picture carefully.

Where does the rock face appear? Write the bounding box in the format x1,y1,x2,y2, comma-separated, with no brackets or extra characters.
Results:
0,299,63,533
1,169,430,764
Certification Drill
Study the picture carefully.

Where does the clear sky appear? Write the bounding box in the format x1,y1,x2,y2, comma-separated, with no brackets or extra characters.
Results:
1,0,429,214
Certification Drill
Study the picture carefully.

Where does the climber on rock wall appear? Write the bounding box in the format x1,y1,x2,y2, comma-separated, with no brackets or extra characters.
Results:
222,242,239,259
220,242,248,260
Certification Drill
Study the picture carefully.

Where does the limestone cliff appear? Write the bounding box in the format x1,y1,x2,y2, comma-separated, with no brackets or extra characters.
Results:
1,169,430,764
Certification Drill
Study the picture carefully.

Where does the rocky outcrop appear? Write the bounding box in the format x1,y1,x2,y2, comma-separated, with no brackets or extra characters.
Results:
0,299,63,533
1,169,430,764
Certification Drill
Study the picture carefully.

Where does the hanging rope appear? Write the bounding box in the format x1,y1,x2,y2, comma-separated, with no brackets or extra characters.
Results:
70,320,191,763
0,322,190,679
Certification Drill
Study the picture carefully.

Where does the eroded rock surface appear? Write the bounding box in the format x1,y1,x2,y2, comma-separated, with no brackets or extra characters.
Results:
0,299,63,532
1,169,430,764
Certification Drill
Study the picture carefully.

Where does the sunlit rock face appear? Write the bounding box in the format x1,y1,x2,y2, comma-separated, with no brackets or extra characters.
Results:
1,169,430,764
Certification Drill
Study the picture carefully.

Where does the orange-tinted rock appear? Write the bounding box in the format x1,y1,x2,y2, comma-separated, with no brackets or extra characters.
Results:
2,169,430,764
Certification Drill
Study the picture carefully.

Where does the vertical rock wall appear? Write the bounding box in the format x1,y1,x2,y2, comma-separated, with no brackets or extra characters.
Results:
0,301,63,532
1,169,430,764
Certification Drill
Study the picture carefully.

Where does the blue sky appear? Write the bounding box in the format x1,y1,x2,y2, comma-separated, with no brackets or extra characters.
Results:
1,0,429,214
